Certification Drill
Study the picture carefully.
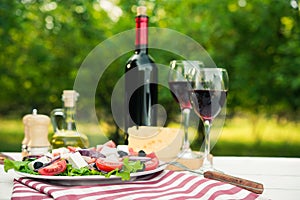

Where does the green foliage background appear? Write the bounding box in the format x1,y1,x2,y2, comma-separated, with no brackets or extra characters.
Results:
0,0,300,145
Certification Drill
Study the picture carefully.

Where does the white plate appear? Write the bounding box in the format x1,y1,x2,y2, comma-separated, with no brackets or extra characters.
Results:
15,162,166,185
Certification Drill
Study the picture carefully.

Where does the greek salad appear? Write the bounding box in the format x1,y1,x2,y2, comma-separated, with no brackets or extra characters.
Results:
4,140,160,181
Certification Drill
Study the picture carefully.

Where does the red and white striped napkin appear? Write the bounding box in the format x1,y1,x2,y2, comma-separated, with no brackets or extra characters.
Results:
12,170,264,200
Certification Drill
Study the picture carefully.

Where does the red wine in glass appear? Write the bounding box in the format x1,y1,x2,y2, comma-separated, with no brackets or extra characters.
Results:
169,81,192,110
188,67,229,172
191,89,227,121
168,60,202,159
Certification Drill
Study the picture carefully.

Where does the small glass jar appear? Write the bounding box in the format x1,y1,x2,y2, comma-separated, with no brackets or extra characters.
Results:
50,90,89,149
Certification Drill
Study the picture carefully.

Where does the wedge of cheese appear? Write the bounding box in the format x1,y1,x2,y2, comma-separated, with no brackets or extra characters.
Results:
128,126,183,160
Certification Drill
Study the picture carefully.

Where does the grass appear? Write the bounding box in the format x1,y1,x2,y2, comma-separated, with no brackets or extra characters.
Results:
0,114,299,157
211,115,300,157
0,119,24,152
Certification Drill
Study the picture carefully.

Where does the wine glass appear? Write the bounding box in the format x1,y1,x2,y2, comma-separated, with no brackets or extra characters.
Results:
189,67,229,171
168,60,201,159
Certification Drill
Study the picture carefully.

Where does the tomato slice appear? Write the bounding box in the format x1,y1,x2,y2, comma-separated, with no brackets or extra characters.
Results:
144,152,159,171
96,158,123,172
146,152,157,159
38,159,67,176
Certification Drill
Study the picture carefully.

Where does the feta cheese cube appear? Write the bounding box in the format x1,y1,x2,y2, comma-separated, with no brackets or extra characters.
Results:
100,145,118,157
67,152,88,169
60,152,71,160
105,154,120,162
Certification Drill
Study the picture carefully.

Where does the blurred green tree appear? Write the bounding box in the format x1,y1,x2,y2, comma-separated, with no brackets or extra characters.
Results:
0,0,299,144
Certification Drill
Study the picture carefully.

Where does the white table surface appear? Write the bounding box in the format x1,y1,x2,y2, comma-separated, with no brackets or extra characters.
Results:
1,153,300,200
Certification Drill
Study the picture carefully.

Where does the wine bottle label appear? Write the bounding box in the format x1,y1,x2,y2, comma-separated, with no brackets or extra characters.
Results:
135,16,148,49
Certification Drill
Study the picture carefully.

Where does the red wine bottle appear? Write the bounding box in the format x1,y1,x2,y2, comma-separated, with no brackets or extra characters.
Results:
124,6,158,144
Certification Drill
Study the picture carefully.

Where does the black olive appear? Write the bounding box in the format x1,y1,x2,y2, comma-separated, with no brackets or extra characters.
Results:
118,150,128,157
138,150,146,157
33,161,44,169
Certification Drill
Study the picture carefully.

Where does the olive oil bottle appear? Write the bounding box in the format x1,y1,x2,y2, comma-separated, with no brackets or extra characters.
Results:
50,90,89,149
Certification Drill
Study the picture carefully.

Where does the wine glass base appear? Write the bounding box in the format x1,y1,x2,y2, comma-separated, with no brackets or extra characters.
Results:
195,165,223,174
195,166,215,173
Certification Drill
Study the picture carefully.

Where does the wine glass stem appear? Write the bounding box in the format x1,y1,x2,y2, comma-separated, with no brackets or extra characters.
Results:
202,120,212,169
182,108,191,151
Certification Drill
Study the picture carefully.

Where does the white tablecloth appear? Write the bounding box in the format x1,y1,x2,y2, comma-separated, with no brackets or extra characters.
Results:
1,153,299,200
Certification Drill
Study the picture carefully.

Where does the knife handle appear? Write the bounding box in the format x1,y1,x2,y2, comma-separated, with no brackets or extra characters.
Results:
204,171,264,194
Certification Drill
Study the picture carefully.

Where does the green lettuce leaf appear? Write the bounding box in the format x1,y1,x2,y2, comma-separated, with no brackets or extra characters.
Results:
122,157,144,173
4,159,38,175
59,164,103,176
102,158,144,180
112,157,144,180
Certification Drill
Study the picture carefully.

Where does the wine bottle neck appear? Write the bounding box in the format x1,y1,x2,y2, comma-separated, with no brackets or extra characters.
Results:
135,15,148,54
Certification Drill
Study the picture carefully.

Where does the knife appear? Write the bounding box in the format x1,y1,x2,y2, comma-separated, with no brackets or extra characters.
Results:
204,170,264,194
